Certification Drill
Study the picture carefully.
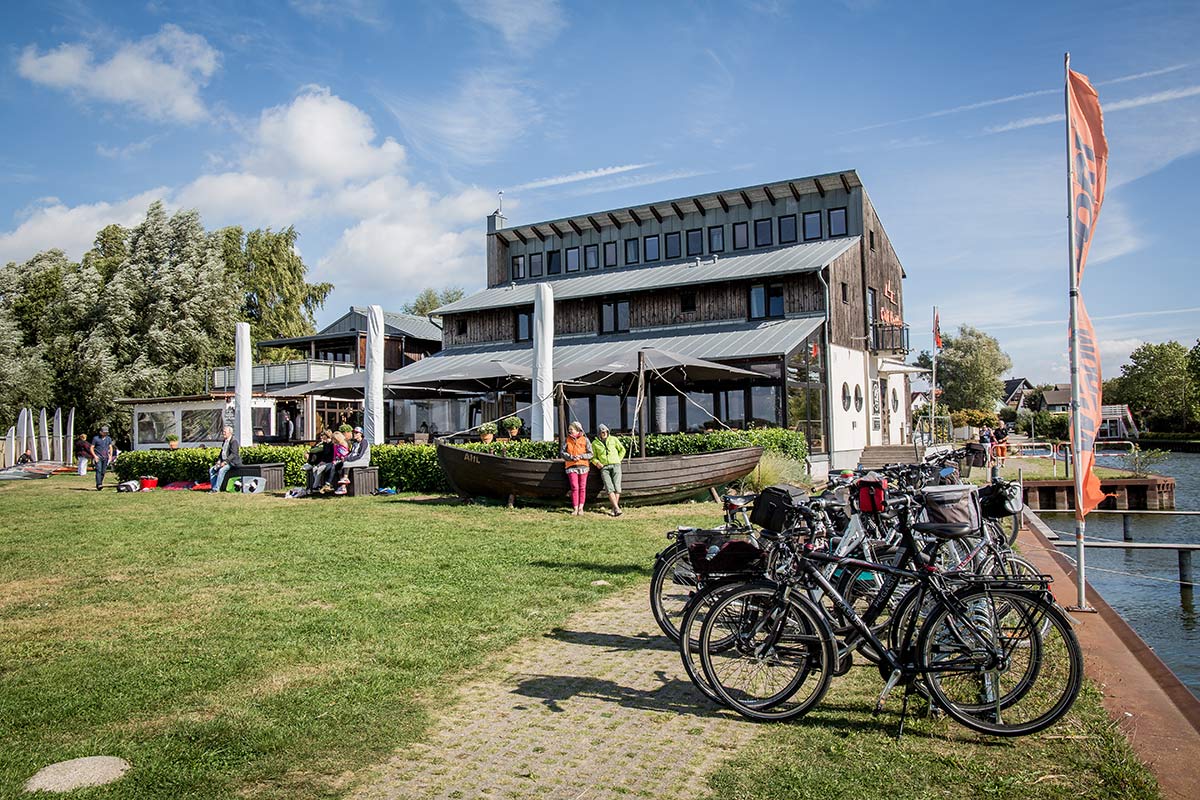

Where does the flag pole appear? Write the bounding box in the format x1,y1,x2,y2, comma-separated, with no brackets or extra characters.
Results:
930,306,938,446
1064,52,1092,612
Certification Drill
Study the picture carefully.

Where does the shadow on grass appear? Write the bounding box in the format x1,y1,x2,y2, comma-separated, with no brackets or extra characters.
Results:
511,672,730,718
545,628,677,653
528,560,651,576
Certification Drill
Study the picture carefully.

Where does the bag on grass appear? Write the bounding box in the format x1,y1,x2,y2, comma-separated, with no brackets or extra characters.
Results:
116,480,140,493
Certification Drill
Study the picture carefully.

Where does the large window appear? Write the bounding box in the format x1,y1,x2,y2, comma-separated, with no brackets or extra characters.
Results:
625,237,639,264
750,386,779,427
643,234,660,262
754,218,773,247
600,299,630,333
685,391,716,432
732,221,749,250
565,246,580,272
137,411,176,444
547,249,562,275
664,231,681,260
787,333,827,453
604,241,618,267
511,254,525,280
515,310,533,342
829,207,848,237
686,228,703,256
529,252,544,277
779,214,797,244
182,408,222,442
803,211,822,241
720,389,745,428
595,394,621,431
584,243,599,270
709,225,725,252
749,282,785,319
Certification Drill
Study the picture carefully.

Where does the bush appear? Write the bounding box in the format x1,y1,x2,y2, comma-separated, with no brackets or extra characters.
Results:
735,451,809,493
998,407,1017,423
113,430,808,493
1121,445,1171,477
1017,411,1070,441
950,408,999,429
477,422,497,435
500,416,522,432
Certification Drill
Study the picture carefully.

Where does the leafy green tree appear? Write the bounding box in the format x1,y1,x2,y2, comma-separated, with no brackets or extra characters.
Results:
0,302,54,426
0,249,70,346
403,286,465,316
81,224,129,283
924,325,1012,412
1114,341,1194,432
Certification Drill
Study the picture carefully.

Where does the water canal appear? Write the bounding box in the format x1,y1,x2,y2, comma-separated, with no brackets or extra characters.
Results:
1041,452,1199,698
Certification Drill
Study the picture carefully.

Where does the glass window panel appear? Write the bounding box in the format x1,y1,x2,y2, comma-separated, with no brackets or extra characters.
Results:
708,225,724,252
568,396,591,430
779,215,797,244
625,238,639,264
565,246,580,272
768,283,785,317
643,235,660,261
751,385,779,427
686,228,703,256
584,244,599,270
595,394,621,431
530,252,543,276
664,231,681,259
511,254,525,279
517,312,532,341
680,291,696,313
804,211,822,240
617,301,630,332
137,411,176,444
721,389,745,428
181,409,221,442
733,221,749,250
601,303,615,333
253,407,271,437
685,392,716,432
754,218,773,247
604,241,618,267
653,391,680,433
749,284,766,319
829,207,847,237
547,250,562,274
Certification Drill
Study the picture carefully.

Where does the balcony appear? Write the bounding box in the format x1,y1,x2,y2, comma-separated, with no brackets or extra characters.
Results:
209,359,358,393
870,322,910,354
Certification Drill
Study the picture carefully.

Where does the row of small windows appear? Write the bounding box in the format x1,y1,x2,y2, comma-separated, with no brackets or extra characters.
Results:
510,208,849,279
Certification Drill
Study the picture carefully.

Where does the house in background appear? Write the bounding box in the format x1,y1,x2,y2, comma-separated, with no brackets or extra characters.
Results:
393,169,913,475
1042,385,1072,414
1035,383,1139,442
1001,377,1036,412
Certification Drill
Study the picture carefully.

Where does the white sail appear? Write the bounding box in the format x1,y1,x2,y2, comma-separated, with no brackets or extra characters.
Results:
53,407,63,463
39,408,50,461
234,322,253,446
67,408,75,463
531,283,555,442
364,305,385,445
4,427,14,468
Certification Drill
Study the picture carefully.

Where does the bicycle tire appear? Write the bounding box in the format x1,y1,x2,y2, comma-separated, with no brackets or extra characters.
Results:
698,584,835,721
649,541,694,642
678,578,759,705
918,588,1082,736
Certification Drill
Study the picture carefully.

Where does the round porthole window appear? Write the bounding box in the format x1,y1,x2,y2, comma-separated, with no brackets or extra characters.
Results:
854,384,863,412
891,387,899,412
841,382,851,411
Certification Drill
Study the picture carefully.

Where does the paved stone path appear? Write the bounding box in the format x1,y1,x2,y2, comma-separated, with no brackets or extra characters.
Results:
351,585,759,800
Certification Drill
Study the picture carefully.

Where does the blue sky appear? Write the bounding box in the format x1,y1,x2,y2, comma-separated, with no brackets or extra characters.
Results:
1,0,1197,383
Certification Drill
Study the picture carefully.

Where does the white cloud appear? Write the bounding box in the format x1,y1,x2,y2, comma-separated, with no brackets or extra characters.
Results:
381,71,541,165
96,135,161,160
510,163,654,191
289,0,386,26
985,84,1200,134
454,0,565,48
567,168,716,197
18,24,220,123
0,189,167,265
174,172,301,229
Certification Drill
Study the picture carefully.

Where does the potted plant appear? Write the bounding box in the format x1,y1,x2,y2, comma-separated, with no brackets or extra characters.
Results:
478,422,497,444
501,416,522,439
166,433,180,450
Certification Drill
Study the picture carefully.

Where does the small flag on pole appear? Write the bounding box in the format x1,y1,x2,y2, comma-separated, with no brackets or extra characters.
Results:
933,308,942,350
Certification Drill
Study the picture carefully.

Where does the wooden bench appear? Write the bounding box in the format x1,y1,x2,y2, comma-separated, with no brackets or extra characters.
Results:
219,462,285,492
347,466,379,496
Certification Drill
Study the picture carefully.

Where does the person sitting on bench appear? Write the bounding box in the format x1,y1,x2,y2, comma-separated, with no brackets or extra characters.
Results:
209,427,242,492
334,426,371,494
303,430,333,491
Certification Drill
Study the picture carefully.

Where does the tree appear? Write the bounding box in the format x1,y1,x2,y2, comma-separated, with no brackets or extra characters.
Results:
1114,341,1194,432
403,286,465,316
81,224,129,283
0,302,54,425
925,325,1012,411
219,226,333,346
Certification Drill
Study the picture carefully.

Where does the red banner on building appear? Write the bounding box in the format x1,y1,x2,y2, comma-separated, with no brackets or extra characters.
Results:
1067,67,1109,519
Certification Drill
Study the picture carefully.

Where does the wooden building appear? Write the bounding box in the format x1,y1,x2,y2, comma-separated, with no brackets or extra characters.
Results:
395,170,911,473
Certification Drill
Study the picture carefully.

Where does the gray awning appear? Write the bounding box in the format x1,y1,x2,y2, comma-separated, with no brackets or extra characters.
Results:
384,316,824,388
434,238,858,315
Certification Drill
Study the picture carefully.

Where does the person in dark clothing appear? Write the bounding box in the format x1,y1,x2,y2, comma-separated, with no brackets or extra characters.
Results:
303,430,334,491
208,426,242,492
16,449,33,465
993,423,1010,468
90,426,115,490
74,434,90,476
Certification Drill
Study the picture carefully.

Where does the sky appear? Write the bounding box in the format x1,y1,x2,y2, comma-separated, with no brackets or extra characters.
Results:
1,0,1197,383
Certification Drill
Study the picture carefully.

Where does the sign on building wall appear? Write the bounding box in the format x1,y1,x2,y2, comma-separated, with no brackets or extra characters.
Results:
871,382,881,431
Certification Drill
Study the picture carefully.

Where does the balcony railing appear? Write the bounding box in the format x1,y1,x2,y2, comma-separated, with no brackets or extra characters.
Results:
209,359,358,392
870,322,910,354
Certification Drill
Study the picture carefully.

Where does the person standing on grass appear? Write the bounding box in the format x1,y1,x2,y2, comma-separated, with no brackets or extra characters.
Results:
591,424,625,517
993,422,1010,468
979,424,994,467
74,434,90,476
90,425,114,490
561,421,593,516
208,426,242,492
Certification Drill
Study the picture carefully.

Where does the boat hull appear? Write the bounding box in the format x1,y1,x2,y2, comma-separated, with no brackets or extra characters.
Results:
437,444,764,505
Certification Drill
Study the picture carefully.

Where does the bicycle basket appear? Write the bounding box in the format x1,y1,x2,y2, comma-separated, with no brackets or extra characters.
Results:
749,484,808,532
979,480,1023,518
683,529,766,576
920,484,981,528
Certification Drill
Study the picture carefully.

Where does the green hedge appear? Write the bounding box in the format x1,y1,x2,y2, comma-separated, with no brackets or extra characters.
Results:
114,429,807,493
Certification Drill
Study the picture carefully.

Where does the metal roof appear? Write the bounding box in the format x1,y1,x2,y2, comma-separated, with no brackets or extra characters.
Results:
434,237,858,315
258,308,443,347
385,316,824,384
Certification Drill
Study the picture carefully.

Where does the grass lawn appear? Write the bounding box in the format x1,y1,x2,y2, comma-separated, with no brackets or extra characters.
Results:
1,475,1162,799
967,455,1131,483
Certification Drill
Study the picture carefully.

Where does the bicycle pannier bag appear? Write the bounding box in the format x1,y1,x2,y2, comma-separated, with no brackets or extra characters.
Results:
921,484,981,529
683,529,765,576
749,484,807,532
857,479,888,513
966,443,989,467
979,480,1023,518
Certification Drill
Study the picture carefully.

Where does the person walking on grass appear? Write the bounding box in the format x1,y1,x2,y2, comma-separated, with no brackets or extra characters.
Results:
90,425,114,490
74,434,90,476
208,426,242,493
591,424,625,517
561,420,593,516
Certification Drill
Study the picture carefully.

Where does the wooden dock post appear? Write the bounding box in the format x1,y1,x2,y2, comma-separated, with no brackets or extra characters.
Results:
1114,485,1129,510
1182,550,1195,609
1122,513,1133,541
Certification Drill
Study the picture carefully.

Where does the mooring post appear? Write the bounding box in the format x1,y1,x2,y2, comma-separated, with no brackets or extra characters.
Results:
1181,550,1195,610
1122,514,1133,542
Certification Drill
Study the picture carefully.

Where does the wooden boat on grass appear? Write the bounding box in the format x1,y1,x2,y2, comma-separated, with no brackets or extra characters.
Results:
437,443,763,505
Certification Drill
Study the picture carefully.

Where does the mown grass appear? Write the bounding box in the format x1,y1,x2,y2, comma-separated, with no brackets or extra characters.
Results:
704,667,1159,800
968,456,1130,483
0,475,708,799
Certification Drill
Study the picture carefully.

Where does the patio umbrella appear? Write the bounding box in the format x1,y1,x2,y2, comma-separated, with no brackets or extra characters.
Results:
382,360,534,396
558,347,760,387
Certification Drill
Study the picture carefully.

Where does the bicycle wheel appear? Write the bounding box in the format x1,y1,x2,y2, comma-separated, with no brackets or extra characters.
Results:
649,541,695,642
918,588,1082,736
678,578,754,705
698,584,834,721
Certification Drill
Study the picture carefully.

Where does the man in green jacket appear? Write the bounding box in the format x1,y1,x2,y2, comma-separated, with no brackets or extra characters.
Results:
591,424,626,517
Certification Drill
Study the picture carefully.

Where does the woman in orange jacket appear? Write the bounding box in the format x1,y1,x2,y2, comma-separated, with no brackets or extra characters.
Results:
561,420,594,515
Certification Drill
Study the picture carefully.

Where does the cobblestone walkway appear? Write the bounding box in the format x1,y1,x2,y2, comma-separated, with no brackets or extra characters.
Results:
350,585,759,800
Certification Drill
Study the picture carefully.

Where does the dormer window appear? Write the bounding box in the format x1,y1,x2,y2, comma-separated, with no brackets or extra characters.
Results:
565,246,580,272
686,228,703,256
754,219,773,247
547,250,562,275
625,238,639,265
584,244,599,270
803,211,822,241
604,241,618,267
829,207,848,237
511,254,525,280
664,231,681,260
643,234,660,262
732,222,749,250
529,252,544,277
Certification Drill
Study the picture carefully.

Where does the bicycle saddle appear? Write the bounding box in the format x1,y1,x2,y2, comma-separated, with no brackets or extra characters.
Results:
722,495,755,508
913,522,973,539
